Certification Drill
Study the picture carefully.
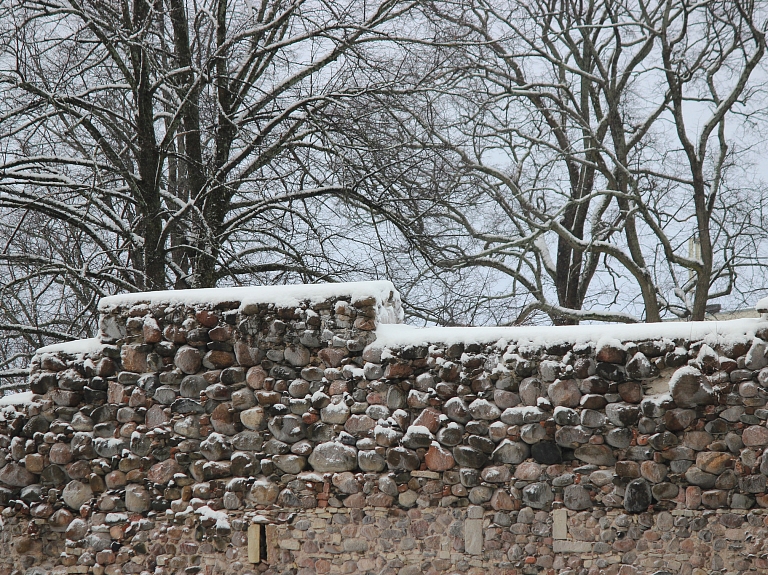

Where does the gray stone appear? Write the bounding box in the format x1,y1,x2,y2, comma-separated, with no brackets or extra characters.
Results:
555,425,591,448
669,366,715,408
268,414,306,444
62,481,92,511
745,340,768,370
581,409,607,428
308,442,357,472
273,455,307,474
358,450,386,472
492,439,529,464
574,445,616,466
554,407,579,426
468,398,501,420
402,425,434,449
522,482,554,509
124,484,150,512
200,433,233,461
519,377,545,406
548,379,581,408
444,397,472,423
563,485,592,510
605,403,640,427
624,478,651,513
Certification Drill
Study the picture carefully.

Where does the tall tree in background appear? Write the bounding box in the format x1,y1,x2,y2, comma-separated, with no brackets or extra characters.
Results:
333,0,768,324
0,0,413,375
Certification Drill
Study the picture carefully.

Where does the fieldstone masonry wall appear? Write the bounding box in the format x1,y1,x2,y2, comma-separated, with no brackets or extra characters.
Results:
3,282,768,575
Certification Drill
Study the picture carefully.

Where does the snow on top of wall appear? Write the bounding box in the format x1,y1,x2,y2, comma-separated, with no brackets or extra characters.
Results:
37,338,104,355
0,391,35,406
98,281,403,323
755,297,768,313
372,317,768,348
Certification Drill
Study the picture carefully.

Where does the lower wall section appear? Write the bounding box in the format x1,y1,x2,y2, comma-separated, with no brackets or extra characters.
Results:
2,504,768,575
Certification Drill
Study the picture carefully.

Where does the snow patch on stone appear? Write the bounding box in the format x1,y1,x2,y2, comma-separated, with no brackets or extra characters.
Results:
37,338,103,355
98,281,403,323
373,318,767,348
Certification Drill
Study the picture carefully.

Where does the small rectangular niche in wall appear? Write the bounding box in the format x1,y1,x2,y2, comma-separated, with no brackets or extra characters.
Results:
248,523,269,563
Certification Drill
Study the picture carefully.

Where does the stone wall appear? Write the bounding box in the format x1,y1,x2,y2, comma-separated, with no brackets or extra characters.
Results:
2,281,768,575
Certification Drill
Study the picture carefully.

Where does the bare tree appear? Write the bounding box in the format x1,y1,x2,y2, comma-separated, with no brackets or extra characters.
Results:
0,0,414,366
333,0,768,324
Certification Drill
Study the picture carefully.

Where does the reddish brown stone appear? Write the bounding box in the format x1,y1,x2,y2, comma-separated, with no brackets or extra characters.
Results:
696,451,732,474
354,317,376,331
143,320,162,343
108,382,125,405
203,350,235,369
384,361,413,379
121,345,148,373
367,493,394,507
96,358,117,377
49,443,73,465
105,471,127,489
24,454,44,473
196,310,220,327
255,391,282,405
175,346,202,374
412,408,441,433
743,425,768,447
234,342,262,367
318,348,347,368
425,444,455,472
145,404,170,429
164,325,187,344
596,341,626,364
246,366,268,389
210,403,237,434
148,460,183,485
0,462,36,487
345,415,375,435
209,325,234,341
686,486,702,509
618,381,643,404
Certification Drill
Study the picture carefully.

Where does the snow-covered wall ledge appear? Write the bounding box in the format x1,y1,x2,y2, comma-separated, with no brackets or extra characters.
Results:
5,282,768,575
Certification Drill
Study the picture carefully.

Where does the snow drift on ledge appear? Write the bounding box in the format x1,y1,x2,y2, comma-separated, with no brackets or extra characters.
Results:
36,281,768,354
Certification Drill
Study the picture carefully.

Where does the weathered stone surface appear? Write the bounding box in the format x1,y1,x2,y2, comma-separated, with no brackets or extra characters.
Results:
268,414,306,444
555,425,591,448
492,439,529,464
308,442,357,472
574,444,616,466
522,482,553,509
531,441,562,465
547,379,581,408
743,425,768,446
125,484,150,512
605,402,640,427
563,485,592,510
0,463,36,487
669,366,715,408
453,446,488,468
624,478,652,513
62,480,92,511
148,459,183,484
466,398,499,420
696,451,732,475
175,346,202,374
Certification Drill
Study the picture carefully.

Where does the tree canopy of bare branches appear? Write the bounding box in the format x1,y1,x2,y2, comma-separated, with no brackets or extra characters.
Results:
0,0,415,373
332,0,768,325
